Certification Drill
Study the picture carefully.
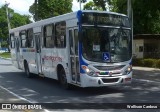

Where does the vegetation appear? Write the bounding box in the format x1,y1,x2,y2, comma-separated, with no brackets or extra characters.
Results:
29,0,73,21
0,6,31,41
84,0,111,11
110,0,160,34
132,58,160,69
83,1,103,10
84,0,160,34
0,52,11,58
92,0,110,11
1,41,8,48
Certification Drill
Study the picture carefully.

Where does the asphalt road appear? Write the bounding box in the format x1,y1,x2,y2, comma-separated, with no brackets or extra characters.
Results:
0,58,160,112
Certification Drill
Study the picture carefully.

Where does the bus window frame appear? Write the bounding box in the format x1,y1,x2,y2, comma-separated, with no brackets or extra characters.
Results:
10,33,15,48
55,21,66,48
20,30,27,48
27,28,34,48
43,23,55,48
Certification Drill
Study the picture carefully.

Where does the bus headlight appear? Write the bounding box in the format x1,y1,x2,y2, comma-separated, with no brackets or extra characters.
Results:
122,65,132,75
82,65,97,77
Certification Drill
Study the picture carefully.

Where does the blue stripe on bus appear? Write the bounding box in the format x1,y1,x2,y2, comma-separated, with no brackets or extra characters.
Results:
79,42,88,73
77,10,88,73
23,49,27,52
77,10,82,24
129,59,132,65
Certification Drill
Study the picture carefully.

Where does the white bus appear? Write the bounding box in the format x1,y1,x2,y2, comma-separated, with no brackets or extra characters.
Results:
9,10,132,89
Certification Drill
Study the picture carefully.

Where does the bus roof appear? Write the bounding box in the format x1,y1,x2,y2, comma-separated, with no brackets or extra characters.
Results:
9,10,128,33
81,10,127,17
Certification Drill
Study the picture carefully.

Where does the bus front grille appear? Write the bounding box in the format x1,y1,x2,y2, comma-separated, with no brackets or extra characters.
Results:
101,78,119,83
94,65,125,71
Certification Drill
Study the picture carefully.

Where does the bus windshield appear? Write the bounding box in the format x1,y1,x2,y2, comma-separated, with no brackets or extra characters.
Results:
82,27,132,63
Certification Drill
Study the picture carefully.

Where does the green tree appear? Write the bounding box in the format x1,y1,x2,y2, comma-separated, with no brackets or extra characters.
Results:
29,0,73,21
83,0,111,11
93,0,111,11
111,0,160,34
0,6,31,40
83,1,103,10
1,41,8,47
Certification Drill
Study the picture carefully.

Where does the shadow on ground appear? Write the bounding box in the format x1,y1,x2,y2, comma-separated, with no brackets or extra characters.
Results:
133,69,160,82
0,71,160,104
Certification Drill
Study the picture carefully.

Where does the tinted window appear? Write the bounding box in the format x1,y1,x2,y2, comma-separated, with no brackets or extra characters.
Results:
69,30,74,55
81,12,130,27
43,24,54,48
20,30,27,48
55,21,66,48
27,29,34,48
74,29,78,55
10,34,15,48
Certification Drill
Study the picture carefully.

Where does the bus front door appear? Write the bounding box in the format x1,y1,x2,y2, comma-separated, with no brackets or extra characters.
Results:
69,28,80,84
34,33,42,74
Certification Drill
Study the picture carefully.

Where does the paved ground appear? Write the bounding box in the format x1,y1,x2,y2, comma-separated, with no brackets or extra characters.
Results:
133,66,160,83
0,58,160,112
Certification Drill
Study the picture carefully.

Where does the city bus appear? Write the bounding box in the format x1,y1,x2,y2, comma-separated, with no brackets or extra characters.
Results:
9,10,132,89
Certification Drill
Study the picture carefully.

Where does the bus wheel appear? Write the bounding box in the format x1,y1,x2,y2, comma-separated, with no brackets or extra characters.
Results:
59,68,70,89
24,63,32,78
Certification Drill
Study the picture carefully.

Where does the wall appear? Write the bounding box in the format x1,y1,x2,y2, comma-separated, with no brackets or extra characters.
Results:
133,39,144,58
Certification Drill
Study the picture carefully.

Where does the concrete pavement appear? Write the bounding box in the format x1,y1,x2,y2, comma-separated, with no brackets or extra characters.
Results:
133,66,160,83
0,86,29,103
133,66,160,72
0,86,46,112
0,58,160,112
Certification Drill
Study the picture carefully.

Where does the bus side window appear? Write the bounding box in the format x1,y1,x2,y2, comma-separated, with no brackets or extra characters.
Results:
10,34,15,48
43,24,54,48
27,28,34,48
74,29,78,55
69,30,74,55
55,21,66,48
20,30,27,48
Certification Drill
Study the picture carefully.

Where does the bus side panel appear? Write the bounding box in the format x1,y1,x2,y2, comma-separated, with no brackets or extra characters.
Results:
54,48,70,81
41,48,53,78
41,48,70,81
21,48,38,74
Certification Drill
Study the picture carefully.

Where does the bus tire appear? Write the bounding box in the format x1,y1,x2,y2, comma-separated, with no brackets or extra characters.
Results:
59,68,71,89
24,62,32,78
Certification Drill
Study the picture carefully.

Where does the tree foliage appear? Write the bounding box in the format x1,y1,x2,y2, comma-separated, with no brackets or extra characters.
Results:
83,1,103,10
0,6,31,40
93,0,108,11
83,0,111,11
111,0,160,34
29,0,73,21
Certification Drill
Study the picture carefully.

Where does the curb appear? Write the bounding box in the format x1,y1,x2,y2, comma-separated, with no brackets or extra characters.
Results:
133,67,160,71
0,56,11,60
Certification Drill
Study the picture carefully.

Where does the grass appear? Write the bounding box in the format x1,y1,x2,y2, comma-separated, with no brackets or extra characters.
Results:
0,52,11,58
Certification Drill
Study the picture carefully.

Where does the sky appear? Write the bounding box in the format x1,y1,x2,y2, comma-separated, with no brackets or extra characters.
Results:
0,0,89,15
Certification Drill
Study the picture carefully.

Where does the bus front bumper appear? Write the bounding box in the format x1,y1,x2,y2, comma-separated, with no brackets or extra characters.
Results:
80,72,132,87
